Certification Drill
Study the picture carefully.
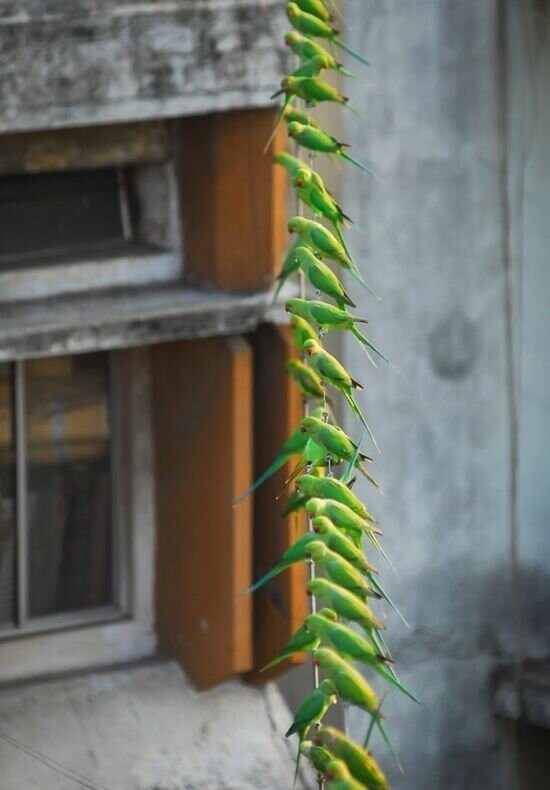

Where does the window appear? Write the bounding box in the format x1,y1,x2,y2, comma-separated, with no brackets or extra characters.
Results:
0,351,125,637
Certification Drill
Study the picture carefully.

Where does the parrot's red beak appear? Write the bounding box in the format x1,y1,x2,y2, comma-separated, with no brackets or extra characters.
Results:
296,178,303,186
326,773,334,781
306,589,312,597
313,736,321,746
313,525,319,533
313,658,320,667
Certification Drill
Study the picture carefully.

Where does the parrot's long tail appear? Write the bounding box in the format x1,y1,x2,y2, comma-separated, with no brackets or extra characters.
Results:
343,390,380,453
241,563,284,596
337,64,356,78
270,272,289,306
377,718,404,774
263,95,292,154
334,38,371,67
234,452,287,504
376,663,420,704
346,262,381,300
292,736,304,790
358,462,382,491
369,575,409,627
341,150,381,180
352,326,393,366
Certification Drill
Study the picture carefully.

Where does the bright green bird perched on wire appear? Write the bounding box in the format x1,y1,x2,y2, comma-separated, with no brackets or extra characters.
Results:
285,2,371,67
300,741,334,778
286,297,391,365
296,473,370,520
292,246,356,309
273,150,311,178
307,541,380,600
307,497,378,534
313,648,402,770
271,239,303,303
286,677,338,786
291,54,334,79
274,76,351,109
325,759,365,790
283,105,320,128
303,339,377,445
290,314,320,352
294,0,332,23
287,358,326,402
244,530,323,595
307,578,385,632
288,216,375,294
300,415,381,488
262,622,319,671
284,31,354,77
288,121,379,179
314,727,388,790
311,516,378,573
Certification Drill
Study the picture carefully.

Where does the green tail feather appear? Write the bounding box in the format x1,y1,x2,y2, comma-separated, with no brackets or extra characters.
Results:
352,326,392,365
234,451,288,504
263,94,292,154
343,390,380,453
376,664,420,704
241,563,285,596
346,262,380,299
271,273,288,305
377,719,404,774
334,38,371,67
369,575,409,627
341,150,381,180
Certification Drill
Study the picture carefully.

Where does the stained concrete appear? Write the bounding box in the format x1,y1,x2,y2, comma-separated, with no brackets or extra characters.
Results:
0,660,302,790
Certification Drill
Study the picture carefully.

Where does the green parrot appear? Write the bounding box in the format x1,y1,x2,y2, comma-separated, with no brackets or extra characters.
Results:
287,358,326,401
307,496,378,533
261,622,319,671
290,314,320,352
307,540,380,600
275,76,350,109
286,677,338,785
284,436,342,487
325,759,365,790
295,473,371,520
288,121,378,178
291,54,332,79
273,150,311,179
292,247,356,309
288,216,371,292
286,297,390,365
234,405,328,504
307,578,385,632
306,613,419,702
311,516,378,573
313,648,402,769
314,726,388,790
300,740,334,777
300,415,381,488
284,31,354,78
271,240,302,303
303,339,377,446
285,3,371,67
294,0,332,22
283,105,320,128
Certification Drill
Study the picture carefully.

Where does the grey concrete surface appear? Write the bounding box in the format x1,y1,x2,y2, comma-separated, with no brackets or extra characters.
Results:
0,660,302,790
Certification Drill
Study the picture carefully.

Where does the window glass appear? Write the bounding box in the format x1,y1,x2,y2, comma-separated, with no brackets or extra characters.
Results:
25,354,113,618
0,363,15,627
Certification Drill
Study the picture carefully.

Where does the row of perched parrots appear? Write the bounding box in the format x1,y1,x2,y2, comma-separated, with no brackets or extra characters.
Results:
238,3,415,789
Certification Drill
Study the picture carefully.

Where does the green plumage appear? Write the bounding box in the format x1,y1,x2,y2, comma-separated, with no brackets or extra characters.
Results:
288,121,378,177
315,727,388,790
290,314,320,352
292,247,356,309
307,578,385,632
295,473,370,520
311,516,378,572
284,31,354,78
285,3,371,67
287,358,326,401
262,622,319,671
325,759,366,790
307,540,379,599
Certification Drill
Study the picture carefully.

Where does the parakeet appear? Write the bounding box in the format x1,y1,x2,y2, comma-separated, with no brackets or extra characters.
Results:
273,150,311,179
271,239,303,303
244,531,322,594
307,540,379,599
286,297,390,364
286,677,338,786
311,516,378,573
307,496,378,534
291,54,332,79
300,415,381,488
262,622,319,671
275,76,350,108
295,473,371,520
314,726,389,790
303,339,377,445
292,247,356,309
288,121,378,178
287,358,326,401
285,3,371,67
307,578,385,632
288,216,371,292
300,740,334,777
325,759,365,790
313,648,402,769
284,31,354,78
284,436,342,488
290,314,321,352
294,0,332,22
283,105,320,128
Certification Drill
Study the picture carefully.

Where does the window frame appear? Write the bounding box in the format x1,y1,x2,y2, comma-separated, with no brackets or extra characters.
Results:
0,348,156,684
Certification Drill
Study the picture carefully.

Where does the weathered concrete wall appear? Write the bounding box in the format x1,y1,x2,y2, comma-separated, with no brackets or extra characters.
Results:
0,660,302,789
339,1,538,787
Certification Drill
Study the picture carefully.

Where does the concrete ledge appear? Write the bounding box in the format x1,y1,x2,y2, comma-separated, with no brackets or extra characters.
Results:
0,282,293,361
494,661,550,729
0,659,302,789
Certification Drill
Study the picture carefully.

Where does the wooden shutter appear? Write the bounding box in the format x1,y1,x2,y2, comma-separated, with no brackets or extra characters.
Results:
180,107,286,291
246,324,308,682
152,335,253,690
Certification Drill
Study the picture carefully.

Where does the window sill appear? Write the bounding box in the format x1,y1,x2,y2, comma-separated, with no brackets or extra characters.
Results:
0,281,293,362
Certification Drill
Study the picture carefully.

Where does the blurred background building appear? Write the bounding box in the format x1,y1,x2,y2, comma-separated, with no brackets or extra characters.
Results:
0,1,548,789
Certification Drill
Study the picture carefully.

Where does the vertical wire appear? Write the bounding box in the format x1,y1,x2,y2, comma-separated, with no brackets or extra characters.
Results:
14,360,28,627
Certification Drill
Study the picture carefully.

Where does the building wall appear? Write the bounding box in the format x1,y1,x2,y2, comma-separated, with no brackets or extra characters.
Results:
339,0,549,787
